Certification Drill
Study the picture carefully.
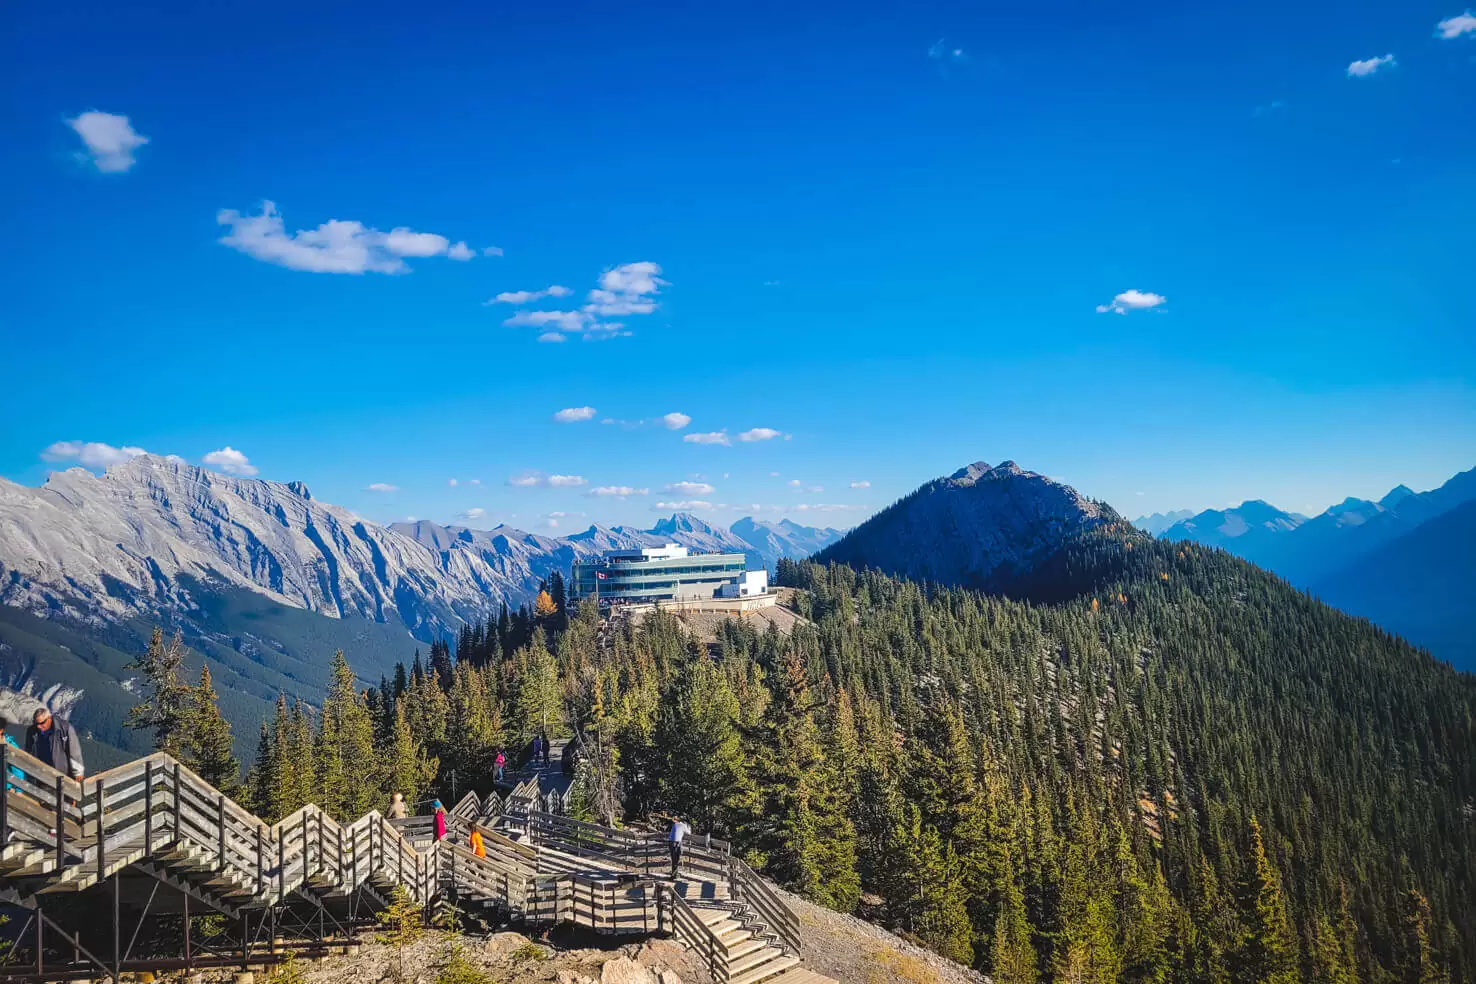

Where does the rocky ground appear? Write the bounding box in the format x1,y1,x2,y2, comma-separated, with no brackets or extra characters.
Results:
263,890,985,984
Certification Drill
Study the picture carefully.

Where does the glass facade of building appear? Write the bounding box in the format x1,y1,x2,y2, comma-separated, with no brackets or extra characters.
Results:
570,551,748,605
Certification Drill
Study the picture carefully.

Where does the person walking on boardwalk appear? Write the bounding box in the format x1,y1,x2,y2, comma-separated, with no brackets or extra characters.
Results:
387,791,408,819
667,816,692,880
540,731,551,766
494,749,506,784
530,734,542,768
25,708,83,780
433,800,447,841
469,826,486,858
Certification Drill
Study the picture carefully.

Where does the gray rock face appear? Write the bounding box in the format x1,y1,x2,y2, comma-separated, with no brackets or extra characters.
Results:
0,455,841,640
813,460,1122,590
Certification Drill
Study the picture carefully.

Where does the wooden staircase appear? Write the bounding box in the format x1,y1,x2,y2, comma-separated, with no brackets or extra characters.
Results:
0,744,835,984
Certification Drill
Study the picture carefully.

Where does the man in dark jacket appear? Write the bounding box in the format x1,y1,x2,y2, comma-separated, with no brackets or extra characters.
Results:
25,708,84,780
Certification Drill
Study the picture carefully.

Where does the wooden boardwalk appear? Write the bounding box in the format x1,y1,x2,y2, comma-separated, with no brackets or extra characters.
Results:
0,744,834,984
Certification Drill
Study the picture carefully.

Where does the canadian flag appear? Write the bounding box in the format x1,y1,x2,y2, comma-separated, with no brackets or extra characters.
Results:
596,571,608,580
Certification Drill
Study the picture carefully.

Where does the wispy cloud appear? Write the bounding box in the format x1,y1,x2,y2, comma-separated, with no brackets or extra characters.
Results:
456,507,486,522
448,478,459,487
659,412,691,430
1347,54,1395,77
927,38,968,66
490,285,573,305
684,431,731,446
850,480,871,489
738,427,786,442
507,471,586,488
67,111,149,173
202,447,258,476
42,440,148,469
217,202,475,274
552,406,597,423
365,482,399,493
1096,289,1166,315
587,486,649,498
653,500,713,511
665,481,715,496
502,261,665,343
1436,11,1476,37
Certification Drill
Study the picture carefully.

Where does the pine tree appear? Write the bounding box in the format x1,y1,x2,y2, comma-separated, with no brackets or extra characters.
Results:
885,804,974,965
511,630,563,742
990,858,1040,984
181,664,240,795
381,698,438,809
376,885,426,981
1399,889,1447,984
125,627,193,756
317,650,379,819
1231,817,1299,984
653,651,756,836
247,721,277,818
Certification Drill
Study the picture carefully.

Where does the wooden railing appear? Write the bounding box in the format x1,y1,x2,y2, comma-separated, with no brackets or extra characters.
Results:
731,856,801,955
658,881,728,982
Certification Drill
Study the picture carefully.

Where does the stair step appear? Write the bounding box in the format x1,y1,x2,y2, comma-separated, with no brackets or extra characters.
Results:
727,954,801,984
759,971,839,984
725,937,770,962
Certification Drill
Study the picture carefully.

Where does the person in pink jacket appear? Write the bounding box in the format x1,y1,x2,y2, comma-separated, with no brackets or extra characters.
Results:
433,800,447,841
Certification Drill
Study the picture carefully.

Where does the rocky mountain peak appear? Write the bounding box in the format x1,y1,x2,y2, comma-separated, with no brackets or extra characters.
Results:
815,459,1122,591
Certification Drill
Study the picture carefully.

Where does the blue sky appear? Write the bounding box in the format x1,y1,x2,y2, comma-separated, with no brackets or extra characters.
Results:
3,0,1474,532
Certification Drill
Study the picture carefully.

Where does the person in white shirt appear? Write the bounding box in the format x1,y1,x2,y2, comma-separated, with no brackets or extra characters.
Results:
668,817,692,879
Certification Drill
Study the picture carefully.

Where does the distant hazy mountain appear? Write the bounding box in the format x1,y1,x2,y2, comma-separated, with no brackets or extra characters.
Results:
1155,466,1476,668
730,517,844,570
1312,500,1476,669
813,461,1124,590
1161,467,1476,587
1131,510,1194,536
1160,500,1306,554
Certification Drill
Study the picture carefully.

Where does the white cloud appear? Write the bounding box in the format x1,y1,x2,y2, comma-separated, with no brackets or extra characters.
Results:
491,285,573,305
738,427,785,442
1437,11,1476,37
545,518,560,529
365,482,399,492
587,485,649,498
927,38,968,64
483,246,504,257
42,440,148,469
447,242,475,261
585,261,667,316
202,446,258,476
548,511,584,518
66,111,149,173
507,472,544,487
217,202,475,274
653,500,713,511
456,507,486,521
791,503,867,513
1347,54,1395,77
788,479,803,488
548,475,587,487
659,412,692,430
684,431,731,446
769,471,781,478
665,481,715,496
1096,289,1166,315
850,480,871,489
447,478,459,487
507,470,585,488
504,261,665,342
469,479,481,485
552,406,597,423
806,485,825,493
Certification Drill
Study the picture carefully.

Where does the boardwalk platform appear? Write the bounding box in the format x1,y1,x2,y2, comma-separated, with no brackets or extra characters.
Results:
0,744,835,984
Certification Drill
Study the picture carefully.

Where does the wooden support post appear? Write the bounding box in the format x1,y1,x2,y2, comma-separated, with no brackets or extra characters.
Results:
96,779,106,883
256,826,265,895
217,794,227,872
173,763,182,840
144,759,153,854
35,905,44,977
184,891,192,968
54,776,65,868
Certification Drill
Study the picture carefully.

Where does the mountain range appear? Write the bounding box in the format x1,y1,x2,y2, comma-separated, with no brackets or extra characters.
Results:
0,455,841,761
1137,467,1476,668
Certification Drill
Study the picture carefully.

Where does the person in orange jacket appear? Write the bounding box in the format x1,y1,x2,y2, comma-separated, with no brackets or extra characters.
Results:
469,826,486,858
